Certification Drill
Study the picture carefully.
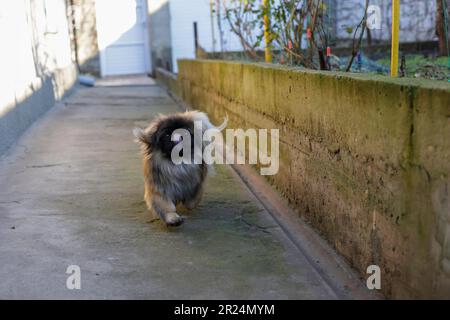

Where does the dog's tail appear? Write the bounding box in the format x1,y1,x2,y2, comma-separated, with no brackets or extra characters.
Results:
192,111,228,132
215,114,228,132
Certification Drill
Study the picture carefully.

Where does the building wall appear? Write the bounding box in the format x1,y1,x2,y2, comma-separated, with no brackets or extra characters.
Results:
70,0,100,76
167,0,242,73
0,0,77,157
169,0,214,73
147,0,173,73
335,0,437,43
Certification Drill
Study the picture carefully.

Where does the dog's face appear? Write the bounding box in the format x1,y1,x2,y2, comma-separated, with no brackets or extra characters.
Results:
151,116,194,160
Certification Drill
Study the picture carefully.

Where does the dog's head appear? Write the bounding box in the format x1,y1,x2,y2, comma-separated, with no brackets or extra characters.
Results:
134,115,194,160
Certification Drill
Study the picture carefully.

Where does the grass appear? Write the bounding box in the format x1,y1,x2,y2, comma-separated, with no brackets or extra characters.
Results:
376,54,449,81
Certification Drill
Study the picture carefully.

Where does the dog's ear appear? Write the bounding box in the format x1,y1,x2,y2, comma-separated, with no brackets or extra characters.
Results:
134,126,160,154
133,127,148,145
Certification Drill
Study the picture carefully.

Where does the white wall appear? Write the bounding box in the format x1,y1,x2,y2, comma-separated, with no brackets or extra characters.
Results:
169,0,242,72
0,0,76,156
336,0,437,42
0,0,73,115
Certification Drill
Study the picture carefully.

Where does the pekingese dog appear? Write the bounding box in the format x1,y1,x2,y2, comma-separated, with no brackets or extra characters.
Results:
134,111,218,227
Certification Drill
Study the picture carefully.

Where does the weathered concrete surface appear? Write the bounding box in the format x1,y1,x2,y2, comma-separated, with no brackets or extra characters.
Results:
177,59,450,299
95,74,156,87
0,79,366,299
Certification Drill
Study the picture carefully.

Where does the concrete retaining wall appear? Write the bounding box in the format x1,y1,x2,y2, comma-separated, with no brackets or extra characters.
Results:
175,59,450,299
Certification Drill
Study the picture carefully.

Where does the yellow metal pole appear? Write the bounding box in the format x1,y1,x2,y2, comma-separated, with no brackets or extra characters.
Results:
263,0,272,63
390,0,400,77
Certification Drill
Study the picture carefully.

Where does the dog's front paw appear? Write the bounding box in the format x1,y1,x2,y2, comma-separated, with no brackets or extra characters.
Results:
164,212,184,227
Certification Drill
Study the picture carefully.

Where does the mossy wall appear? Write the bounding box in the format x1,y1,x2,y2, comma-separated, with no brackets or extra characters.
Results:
174,59,450,299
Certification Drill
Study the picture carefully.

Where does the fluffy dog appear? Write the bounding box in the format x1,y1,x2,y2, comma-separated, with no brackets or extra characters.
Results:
134,111,214,227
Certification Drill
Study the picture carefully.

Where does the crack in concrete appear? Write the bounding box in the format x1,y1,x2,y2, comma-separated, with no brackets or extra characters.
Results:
0,200,21,204
237,215,275,234
27,163,66,169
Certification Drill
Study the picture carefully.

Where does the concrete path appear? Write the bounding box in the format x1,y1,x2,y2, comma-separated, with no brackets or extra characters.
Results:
0,78,356,299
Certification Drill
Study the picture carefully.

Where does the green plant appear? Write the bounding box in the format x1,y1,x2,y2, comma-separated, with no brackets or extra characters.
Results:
223,0,373,72
223,0,337,70
223,0,263,59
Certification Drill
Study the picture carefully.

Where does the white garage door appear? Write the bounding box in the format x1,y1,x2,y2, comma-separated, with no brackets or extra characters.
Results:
96,0,151,76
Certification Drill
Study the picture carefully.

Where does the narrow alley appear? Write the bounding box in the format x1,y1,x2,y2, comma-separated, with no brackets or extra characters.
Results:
0,78,371,299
